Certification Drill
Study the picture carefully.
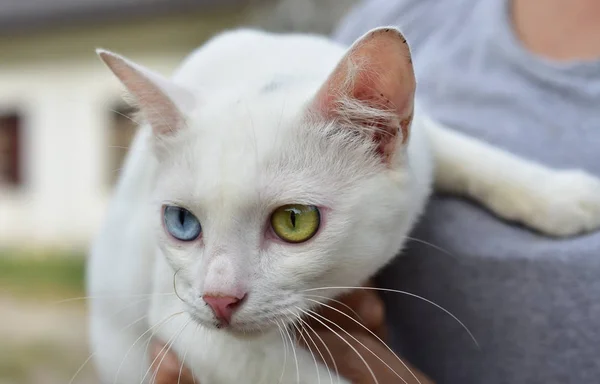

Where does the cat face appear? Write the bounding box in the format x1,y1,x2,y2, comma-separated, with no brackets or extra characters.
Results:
98,27,418,335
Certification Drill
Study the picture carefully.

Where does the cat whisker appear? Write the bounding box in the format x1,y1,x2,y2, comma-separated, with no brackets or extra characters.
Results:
404,236,457,259
172,268,188,305
109,109,141,126
304,294,365,325
69,313,148,384
129,93,177,134
305,298,418,384
143,318,191,384
69,349,102,384
92,295,155,375
281,314,300,384
51,292,174,305
297,317,341,384
152,319,193,384
177,324,192,384
294,314,335,384
297,307,379,384
273,319,288,384
302,286,479,349
287,309,321,384
113,311,184,383
306,307,408,383
140,310,186,379
191,323,199,384
93,297,152,331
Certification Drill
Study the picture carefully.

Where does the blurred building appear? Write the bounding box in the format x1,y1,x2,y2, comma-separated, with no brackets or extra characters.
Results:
0,0,356,250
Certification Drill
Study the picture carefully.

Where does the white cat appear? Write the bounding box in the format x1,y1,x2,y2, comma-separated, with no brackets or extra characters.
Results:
87,27,600,384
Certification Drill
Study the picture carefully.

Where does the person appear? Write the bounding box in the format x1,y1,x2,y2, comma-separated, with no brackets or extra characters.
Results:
334,0,600,383
152,0,600,382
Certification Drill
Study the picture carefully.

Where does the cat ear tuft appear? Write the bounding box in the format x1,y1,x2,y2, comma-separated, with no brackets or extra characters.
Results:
96,49,196,136
310,27,415,164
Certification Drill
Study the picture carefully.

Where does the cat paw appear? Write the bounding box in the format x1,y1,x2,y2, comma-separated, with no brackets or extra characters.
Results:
498,169,600,237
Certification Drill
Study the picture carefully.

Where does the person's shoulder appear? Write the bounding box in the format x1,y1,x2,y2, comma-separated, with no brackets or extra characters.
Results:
332,0,474,49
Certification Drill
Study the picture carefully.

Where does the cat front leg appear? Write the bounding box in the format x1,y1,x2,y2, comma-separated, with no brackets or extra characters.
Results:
423,115,600,237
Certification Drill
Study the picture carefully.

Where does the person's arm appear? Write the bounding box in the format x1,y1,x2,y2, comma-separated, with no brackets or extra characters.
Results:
332,0,465,48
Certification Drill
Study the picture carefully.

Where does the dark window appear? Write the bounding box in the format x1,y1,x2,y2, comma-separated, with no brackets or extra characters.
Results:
108,105,138,186
0,113,21,186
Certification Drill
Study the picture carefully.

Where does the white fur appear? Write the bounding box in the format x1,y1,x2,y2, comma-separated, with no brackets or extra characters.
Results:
88,28,600,384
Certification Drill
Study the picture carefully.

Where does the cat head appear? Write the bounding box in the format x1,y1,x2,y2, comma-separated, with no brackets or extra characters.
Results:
98,27,418,335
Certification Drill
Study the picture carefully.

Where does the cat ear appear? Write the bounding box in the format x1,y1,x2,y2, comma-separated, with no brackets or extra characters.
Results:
96,49,196,136
311,27,416,163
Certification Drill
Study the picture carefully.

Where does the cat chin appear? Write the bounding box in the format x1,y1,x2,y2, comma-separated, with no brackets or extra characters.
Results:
187,311,276,339
222,326,273,340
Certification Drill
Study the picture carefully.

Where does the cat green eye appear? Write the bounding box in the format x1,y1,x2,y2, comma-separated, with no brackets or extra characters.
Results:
270,204,320,243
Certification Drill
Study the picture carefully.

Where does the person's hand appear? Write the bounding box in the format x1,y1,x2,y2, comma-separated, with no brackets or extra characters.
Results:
149,341,194,384
296,280,434,384
150,281,434,383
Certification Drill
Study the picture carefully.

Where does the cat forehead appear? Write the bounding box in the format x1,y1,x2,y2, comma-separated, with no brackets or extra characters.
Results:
156,96,379,206
181,94,306,176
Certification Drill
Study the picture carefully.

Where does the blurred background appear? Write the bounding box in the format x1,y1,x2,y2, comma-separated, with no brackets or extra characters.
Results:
0,1,358,383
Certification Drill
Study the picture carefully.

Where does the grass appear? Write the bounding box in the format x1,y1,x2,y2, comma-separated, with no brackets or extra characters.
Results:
0,250,86,298
0,339,96,384
0,250,96,384
0,340,58,382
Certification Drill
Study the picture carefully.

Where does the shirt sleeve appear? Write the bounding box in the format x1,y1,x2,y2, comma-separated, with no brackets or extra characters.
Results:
332,0,463,53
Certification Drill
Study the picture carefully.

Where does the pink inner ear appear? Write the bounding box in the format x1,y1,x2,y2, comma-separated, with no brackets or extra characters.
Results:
98,50,189,137
312,28,416,163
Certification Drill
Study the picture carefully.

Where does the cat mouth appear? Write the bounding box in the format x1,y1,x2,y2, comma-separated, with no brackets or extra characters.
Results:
222,325,268,338
187,310,271,337
213,321,273,339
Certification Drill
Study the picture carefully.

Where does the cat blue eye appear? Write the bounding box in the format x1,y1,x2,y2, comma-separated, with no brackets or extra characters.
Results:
163,205,202,241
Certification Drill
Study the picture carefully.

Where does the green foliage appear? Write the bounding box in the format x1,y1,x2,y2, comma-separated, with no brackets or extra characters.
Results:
0,250,86,297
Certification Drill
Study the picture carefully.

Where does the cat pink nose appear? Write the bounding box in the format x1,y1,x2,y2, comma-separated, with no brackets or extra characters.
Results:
202,294,245,324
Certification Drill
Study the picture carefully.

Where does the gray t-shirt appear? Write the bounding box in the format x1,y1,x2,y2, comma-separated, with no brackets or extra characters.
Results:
334,1,600,383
